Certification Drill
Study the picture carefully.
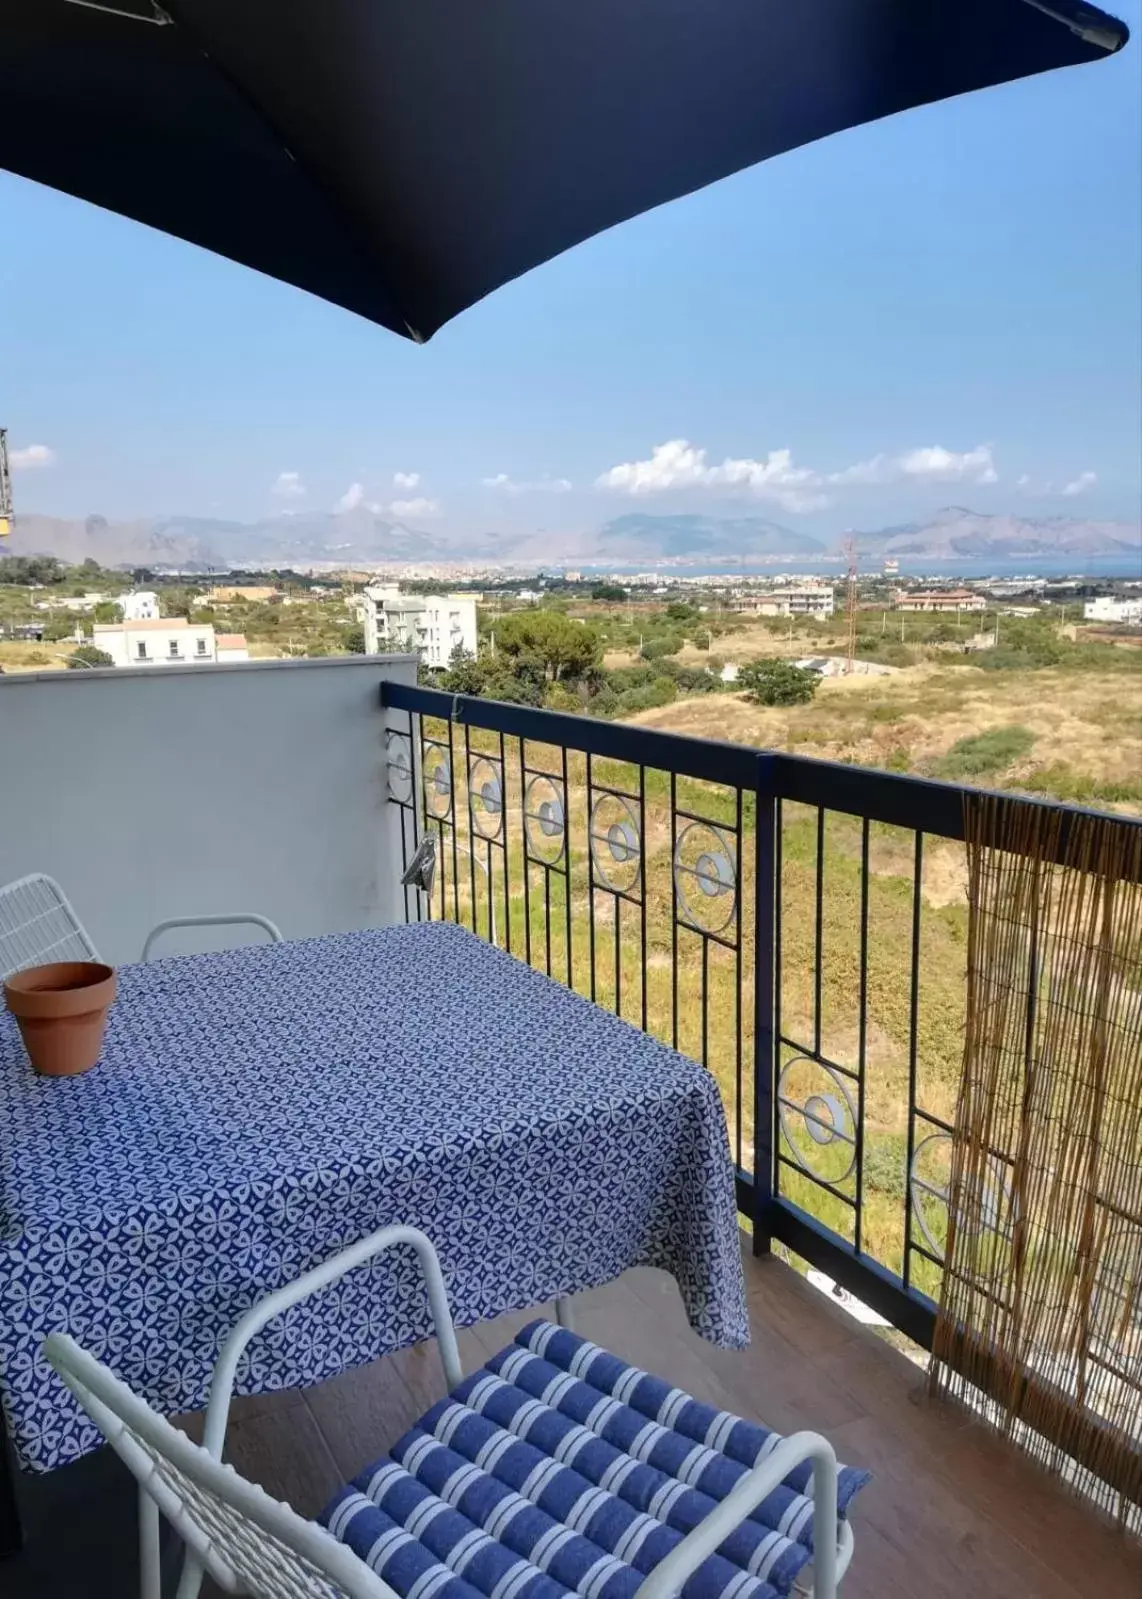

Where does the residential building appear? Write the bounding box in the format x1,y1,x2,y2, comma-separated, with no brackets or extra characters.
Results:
359,585,478,668
119,590,161,621
894,588,986,613
215,632,251,662
34,591,108,613
731,585,836,619
91,618,248,666
1083,596,1142,625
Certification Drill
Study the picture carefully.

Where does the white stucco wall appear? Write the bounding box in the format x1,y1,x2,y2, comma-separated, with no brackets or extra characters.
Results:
0,655,417,965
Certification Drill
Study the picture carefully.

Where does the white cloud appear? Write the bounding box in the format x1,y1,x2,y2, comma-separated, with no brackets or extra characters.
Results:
11,443,55,470
271,470,305,498
595,437,1003,512
393,471,420,490
388,496,441,520
594,440,826,512
1062,470,1097,497
483,472,573,495
336,481,365,513
1016,473,1031,489
828,443,997,487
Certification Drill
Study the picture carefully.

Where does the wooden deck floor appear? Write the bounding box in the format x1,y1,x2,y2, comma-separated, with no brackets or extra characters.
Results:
8,1244,1141,1597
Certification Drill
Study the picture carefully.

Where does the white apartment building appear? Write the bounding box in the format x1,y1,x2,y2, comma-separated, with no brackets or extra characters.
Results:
359,585,478,668
732,585,836,619
119,590,161,621
1083,596,1142,625
91,618,249,667
894,588,987,614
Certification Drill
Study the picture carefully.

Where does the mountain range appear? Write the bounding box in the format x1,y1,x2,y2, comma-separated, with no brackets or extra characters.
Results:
4,505,1139,571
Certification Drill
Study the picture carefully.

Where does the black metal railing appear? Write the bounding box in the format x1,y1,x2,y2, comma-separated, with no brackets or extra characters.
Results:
381,680,1142,1352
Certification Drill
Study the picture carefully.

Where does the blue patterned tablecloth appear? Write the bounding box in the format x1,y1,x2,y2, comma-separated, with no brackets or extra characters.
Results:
0,922,747,1472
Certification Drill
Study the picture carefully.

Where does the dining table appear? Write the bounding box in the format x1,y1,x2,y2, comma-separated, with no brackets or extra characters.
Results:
0,920,748,1547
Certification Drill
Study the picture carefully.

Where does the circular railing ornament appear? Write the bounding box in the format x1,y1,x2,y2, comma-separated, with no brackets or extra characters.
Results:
523,775,566,865
589,794,641,895
385,730,413,805
423,744,453,819
468,757,505,840
673,821,737,934
909,1131,1014,1277
777,1056,858,1184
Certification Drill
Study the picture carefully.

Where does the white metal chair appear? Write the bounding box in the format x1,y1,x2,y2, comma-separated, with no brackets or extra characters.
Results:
45,1226,858,1599
0,873,283,978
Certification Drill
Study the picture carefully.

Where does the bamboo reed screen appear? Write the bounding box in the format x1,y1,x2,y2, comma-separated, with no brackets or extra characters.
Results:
930,795,1142,1528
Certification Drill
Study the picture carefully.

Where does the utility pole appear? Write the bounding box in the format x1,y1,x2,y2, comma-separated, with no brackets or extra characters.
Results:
0,428,12,539
842,539,858,674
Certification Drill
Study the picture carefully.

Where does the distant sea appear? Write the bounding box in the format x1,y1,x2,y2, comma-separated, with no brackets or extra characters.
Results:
579,555,1142,580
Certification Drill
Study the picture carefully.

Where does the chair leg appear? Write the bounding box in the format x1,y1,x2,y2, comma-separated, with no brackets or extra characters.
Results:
175,1552,206,1599
554,1296,574,1330
139,1486,162,1599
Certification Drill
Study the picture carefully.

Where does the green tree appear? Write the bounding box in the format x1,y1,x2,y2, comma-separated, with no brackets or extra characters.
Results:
67,643,115,670
438,646,486,695
591,582,627,602
92,600,123,624
493,611,601,681
665,601,697,622
344,624,366,654
738,658,820,706
42,614,80,643
0,555,66,586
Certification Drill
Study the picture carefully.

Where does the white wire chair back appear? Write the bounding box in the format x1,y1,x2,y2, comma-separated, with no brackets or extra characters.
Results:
43,1333,393,1599
0,873,100,980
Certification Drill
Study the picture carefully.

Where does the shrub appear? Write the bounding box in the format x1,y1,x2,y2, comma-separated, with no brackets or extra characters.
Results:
640,633,684,661
1020,762,1142,805
738,658,820,707
67,643,115,670
933,725,1036,780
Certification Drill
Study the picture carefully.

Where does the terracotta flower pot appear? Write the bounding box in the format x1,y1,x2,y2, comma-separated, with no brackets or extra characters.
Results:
3,961,116,1077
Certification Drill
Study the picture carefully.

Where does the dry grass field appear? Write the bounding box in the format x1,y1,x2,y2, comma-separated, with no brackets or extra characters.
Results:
628,661,1142,810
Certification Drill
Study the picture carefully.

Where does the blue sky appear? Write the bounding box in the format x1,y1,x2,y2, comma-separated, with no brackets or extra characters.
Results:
2,7,1140,548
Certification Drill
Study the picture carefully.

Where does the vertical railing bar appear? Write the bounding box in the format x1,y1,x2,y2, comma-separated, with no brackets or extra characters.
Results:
773,796,783,1196
639,765,649,1033
615,896,622,1017
486,837,495,945
735,785,744,1174
500,732,512,954
814,805,825,1058
446,719,461,925
700,936,710,1068
562,744,573,988
588,753,598,1004
544,864,552,977
854,815,870,1257
903,830,924,1291
519,738,533,968
463,722,477,934
753,756,777,1256
408,712,423,924
671,771,679,1053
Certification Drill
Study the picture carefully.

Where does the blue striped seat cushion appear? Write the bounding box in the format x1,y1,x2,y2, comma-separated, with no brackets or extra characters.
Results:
320,1320,870,1599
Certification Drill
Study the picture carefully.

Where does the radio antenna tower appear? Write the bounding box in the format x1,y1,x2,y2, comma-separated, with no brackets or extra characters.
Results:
0,429,13,539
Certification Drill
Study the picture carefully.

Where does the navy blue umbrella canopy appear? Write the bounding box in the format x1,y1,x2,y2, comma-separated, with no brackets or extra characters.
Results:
0,0,1128,341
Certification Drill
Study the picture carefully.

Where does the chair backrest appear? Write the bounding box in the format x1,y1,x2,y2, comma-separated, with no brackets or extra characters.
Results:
43,1333,392,1599
0,873,100,980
